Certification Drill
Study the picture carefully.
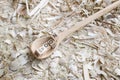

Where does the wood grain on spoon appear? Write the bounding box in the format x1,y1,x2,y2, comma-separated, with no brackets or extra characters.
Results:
31,0,120,59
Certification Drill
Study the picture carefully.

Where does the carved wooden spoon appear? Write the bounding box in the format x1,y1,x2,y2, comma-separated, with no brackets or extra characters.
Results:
30,0,120,59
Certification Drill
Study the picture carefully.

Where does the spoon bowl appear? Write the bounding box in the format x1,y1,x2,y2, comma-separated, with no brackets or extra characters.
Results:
30,35,58,59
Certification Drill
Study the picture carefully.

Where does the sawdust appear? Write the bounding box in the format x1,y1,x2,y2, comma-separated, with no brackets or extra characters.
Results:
0,0,120,80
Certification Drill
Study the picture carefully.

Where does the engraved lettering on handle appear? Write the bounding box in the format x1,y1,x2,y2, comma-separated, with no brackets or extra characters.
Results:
49,31,58,40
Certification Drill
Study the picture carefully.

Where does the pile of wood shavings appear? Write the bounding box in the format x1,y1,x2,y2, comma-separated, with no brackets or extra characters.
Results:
0,0,120,80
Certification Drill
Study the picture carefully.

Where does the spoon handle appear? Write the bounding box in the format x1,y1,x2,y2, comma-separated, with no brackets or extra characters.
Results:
58,0,120,42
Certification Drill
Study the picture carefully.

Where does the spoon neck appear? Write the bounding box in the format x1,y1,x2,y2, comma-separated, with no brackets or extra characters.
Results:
58,24,82,42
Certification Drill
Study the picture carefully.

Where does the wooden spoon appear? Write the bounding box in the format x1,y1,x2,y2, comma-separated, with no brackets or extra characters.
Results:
30,0,120,59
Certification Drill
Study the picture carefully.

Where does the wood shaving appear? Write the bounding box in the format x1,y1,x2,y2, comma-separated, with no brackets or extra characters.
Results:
4,39,11,45
0,0,120,79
